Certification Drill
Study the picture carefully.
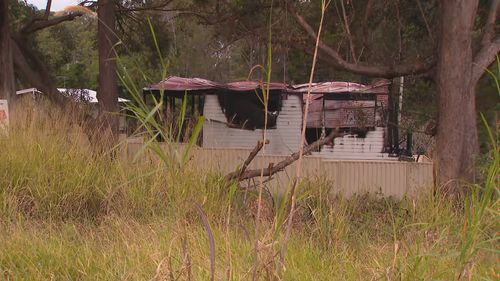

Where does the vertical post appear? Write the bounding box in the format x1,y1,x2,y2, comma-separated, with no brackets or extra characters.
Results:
398,76,404,130
406,132,412,156
97,0,119,136
321,94,326,139
388,78,401,154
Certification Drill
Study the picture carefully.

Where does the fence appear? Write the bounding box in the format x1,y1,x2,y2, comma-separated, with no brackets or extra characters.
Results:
126,141,434,198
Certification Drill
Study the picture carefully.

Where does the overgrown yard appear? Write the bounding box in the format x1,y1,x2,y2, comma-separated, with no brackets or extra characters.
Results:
0,108,498,280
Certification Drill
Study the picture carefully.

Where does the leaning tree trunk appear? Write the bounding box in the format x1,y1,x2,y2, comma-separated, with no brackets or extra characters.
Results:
11,36,67,106
97,0,119,137
0,0,15,101
436,0,480,195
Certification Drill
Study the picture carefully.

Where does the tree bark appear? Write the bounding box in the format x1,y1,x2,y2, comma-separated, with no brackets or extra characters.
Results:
0,0,15,101
435,1,480,193
97,0,119,136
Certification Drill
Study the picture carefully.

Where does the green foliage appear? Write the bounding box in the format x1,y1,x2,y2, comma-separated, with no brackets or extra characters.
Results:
8,0,37,29
35,16,99,89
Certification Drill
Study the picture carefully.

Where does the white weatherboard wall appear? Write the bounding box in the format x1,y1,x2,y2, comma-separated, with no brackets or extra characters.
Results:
315,127,391,160
202,94,303,155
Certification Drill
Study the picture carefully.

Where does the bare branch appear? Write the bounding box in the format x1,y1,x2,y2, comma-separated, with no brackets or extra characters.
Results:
416,0,434,40
22,12,84,33
481,0,500,46
116,0,178,13
286,0,436,78
225,130,343,182
11,36,67,106
471,0,500,83
175,11,239,26
395,0,403,61
472,36,500,83
339,0,357,63
361,0,374,52
225,140,269,182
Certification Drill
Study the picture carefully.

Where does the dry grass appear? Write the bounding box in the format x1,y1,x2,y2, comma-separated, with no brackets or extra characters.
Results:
0,104,498,280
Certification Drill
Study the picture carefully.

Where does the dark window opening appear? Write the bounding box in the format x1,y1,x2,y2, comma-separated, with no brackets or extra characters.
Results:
306,128,341,151
143,90,205,144
217,91,282,130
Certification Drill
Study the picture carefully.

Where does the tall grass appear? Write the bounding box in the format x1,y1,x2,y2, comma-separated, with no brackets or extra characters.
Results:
1,100,498,280
1,11,498,281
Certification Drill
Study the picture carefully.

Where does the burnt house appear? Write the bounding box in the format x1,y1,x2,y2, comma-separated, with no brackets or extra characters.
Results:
144,76,392,158
203,81,302,154
144,76,302,154
289,80,391,159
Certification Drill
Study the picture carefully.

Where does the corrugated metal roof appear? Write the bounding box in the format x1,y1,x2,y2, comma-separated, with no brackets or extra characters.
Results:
145,76,390,95
290,80,390,94
146,76,222,91
225,81,287,91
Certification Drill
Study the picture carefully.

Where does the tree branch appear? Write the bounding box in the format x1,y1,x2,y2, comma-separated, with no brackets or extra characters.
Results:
472,36,500,83
116,0,177,12
361,0,374,53
226,139,269,183
286,0,436,78
471,0,500,83
225,130,343,182
11,36,67,106
339,0,357,63
22,12,84,34
481,0,500,46
174,11,239,26
416,0,434,40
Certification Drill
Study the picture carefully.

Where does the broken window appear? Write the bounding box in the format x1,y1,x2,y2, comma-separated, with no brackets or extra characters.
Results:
217,91,281,130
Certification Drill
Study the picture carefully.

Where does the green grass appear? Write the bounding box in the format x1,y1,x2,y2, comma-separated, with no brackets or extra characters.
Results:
0,105,498,280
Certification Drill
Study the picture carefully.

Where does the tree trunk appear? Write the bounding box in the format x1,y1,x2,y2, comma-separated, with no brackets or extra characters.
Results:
12,36,67,106
436,1,480,194
97,0,119,136
0,0,15,101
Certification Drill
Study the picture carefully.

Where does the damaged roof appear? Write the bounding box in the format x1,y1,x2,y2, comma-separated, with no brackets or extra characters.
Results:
145,76,390,95
146,76,223,91
289,80,390,94
225,81,287,91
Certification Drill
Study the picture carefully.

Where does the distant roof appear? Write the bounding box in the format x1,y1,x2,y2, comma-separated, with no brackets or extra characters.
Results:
58,88,130,103
145,76,287,92
16,88,43,95
145,76,390,95
16,88,129,103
